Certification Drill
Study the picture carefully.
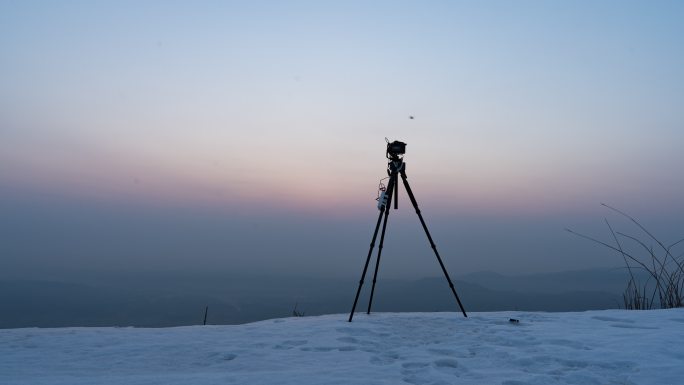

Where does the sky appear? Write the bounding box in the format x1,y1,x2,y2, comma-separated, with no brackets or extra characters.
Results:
1,1,683,280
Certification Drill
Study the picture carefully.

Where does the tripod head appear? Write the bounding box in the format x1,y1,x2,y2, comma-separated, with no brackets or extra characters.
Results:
379,139,407,210
385,139,406,177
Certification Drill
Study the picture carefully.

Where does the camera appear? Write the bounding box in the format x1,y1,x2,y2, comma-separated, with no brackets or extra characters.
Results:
386,140,406,160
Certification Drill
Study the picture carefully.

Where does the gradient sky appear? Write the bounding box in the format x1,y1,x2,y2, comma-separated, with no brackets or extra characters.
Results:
2,1,683,280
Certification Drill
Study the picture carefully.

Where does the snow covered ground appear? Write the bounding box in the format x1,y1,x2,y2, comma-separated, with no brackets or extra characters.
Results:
1,309,683,385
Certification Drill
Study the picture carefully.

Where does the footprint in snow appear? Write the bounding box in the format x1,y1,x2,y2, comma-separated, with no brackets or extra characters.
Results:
301,345,357,352
273,340,308,350
338,346,357,351
428,348,457,356
591,316,635,324
400,362,431,381
369,351,400,365
609,323,659,330
433,358,460,370
402,362,430,369
336,336,358,344
222,353,237,361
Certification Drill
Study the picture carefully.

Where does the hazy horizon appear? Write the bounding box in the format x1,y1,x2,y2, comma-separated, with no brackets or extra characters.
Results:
0,267,639,327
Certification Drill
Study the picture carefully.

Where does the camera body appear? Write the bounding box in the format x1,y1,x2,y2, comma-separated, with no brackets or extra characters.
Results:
386,140,406,160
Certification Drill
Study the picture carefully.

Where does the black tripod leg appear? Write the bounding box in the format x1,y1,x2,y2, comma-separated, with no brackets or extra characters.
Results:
400,171,468,318
394,168,399,210
366,172,397,314
348,205,385,322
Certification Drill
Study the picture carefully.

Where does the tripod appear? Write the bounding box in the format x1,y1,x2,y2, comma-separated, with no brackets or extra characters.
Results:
348,142,467,322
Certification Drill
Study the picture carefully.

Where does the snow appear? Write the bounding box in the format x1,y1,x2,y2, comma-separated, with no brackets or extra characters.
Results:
1,309,683,385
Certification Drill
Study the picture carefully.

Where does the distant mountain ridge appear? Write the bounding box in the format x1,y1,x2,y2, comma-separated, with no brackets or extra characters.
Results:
0,268,631,328
458,267,638,294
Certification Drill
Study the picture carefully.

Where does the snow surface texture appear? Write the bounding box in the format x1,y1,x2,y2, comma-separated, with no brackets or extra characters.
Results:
2,309,683,385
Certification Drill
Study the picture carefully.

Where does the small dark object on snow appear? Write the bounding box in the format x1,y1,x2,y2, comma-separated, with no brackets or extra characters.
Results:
292,302,305,317
509,318,519,323
409,116,414,119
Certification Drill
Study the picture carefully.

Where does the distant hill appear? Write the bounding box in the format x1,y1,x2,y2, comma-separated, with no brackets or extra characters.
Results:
0,268,634,328
458,268,637,294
